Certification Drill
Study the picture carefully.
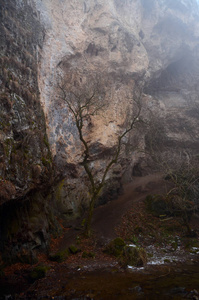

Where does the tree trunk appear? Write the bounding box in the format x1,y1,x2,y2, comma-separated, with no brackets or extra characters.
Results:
183,212,193,236
85,194,97,237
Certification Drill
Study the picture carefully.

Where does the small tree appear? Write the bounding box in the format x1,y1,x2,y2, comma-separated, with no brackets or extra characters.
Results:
58,71,142,236
145,111,199,235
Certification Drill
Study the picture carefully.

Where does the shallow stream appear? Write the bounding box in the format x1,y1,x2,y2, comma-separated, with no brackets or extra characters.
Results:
6,257,197,299
1,257,199,299
56,260,199,299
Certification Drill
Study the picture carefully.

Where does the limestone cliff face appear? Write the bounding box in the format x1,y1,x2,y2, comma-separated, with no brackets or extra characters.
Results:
34,0,199,151
34,0,199,209
0,0,199,261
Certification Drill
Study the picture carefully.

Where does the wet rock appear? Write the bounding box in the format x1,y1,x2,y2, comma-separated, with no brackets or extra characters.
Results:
121,246,148,267
130,285,143,293
104,238,126,257
186,289,199,299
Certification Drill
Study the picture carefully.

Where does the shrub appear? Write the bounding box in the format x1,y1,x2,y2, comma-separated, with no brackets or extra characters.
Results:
145,194,170,217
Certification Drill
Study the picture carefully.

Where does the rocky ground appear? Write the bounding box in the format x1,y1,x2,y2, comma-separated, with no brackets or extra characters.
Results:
1,173,199,299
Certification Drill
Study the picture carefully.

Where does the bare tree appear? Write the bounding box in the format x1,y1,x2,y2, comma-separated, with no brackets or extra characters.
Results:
145,111,199,235
58,71,143,236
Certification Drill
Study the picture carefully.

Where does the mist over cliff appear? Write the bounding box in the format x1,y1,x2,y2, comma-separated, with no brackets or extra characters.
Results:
34,0,199,164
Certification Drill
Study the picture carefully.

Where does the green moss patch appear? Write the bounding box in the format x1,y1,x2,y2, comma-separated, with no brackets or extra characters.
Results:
104,237,126,257
49,249,69,263
120,246,148,267
69,245,81,255
29,265,50,282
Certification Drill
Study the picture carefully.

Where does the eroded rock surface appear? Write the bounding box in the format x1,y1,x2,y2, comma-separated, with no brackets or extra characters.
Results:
0,0,53,203
0,0,54,261
35,0,199,212
0,0,199,262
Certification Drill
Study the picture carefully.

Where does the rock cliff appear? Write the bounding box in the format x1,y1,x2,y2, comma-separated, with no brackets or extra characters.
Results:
34,0,199,211
0,0,199,261
0,0,54,262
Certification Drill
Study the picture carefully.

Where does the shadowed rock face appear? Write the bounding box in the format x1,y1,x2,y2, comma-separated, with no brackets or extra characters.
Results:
0,0,54,261
0,0,53,204
0,0,199,261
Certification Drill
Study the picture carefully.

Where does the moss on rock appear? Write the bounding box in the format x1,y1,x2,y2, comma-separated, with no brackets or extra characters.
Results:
120,246,148,267
49,249,69,263
69,245,80,254
105,237,126,257
29,265,50,282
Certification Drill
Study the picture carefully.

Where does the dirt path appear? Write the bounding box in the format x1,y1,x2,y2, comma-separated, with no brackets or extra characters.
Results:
59,173,168,248
3,174,199,300
92,173,168,240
